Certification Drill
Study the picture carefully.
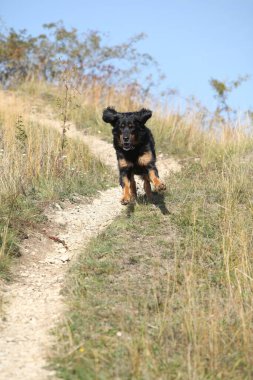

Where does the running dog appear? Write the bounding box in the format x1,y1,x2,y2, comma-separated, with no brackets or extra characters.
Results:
102,107,166,204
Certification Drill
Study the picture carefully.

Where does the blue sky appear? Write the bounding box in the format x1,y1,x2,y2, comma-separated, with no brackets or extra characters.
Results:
1,0,252,112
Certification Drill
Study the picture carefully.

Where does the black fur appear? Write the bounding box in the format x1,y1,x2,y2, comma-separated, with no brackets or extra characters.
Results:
102,107,166,204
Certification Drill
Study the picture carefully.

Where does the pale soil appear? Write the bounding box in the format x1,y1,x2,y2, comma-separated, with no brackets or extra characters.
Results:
0,112,181,380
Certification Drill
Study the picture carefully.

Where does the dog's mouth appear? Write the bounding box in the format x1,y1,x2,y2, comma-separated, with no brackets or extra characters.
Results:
123,142,133,151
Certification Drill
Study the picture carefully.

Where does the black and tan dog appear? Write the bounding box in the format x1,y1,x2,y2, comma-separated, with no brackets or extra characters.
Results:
102,107,166,205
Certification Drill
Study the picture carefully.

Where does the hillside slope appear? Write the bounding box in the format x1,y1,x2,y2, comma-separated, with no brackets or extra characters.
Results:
0,103,180,379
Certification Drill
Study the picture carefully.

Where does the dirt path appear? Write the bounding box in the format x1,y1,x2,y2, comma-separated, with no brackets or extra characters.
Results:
0,115,180,380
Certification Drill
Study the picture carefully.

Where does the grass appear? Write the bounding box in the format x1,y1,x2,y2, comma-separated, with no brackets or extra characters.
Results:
0,91,116,280
18,80,253,159
51,147,253,378
4,79,253,378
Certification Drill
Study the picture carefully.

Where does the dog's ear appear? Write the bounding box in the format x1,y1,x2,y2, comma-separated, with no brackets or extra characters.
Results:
102,107,119,125
136,108,152,124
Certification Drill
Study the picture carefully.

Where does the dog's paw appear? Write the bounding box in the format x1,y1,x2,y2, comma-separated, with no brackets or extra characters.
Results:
155,182,166,192
121,197,131,205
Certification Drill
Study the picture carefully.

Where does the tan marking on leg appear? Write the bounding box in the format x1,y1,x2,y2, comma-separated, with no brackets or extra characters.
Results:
149,169,166,191
118,159,133,169
121,176,132,204
143,176,152,199
130,175,137,198
138,151,152,166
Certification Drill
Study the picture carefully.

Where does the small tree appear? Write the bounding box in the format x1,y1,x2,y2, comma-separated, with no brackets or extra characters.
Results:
0,21,161,97
209,75,250,122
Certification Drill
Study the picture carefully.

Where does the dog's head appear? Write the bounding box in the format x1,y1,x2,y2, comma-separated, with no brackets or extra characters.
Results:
102,107,152,151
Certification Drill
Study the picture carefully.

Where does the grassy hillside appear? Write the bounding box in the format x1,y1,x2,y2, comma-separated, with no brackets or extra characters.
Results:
0,91,116,280
2,80,253,378
18,80,252,159
18,81,252,379
52,153,253,380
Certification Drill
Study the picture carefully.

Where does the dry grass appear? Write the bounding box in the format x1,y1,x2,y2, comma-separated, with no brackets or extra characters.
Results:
22,79,253,379
18,80,253,160
52,153,253,379
0,91,116,279
4,79,253,378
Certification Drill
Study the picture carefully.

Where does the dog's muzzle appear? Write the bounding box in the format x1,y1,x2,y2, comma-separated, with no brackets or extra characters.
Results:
123,142,132,151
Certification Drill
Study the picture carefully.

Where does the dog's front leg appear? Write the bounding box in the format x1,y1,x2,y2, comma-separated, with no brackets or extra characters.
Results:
130,174,137,199
148,166,166,192
119,169,134,205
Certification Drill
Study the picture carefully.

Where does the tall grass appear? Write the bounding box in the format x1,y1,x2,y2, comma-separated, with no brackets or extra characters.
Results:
19,79,253,159
18,79,253,379
0,91,115,279
52,151,253,379
3,79,253,377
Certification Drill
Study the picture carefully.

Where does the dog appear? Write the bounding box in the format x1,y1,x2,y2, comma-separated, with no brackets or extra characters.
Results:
102,107,166,205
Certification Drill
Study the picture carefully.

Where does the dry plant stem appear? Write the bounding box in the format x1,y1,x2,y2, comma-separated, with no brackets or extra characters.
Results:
61,83,69,152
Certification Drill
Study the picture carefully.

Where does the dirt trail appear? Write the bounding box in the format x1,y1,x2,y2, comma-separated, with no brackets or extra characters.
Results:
0,115,180,380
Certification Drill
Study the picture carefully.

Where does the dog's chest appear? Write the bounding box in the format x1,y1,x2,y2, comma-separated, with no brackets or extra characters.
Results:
120,154,150,175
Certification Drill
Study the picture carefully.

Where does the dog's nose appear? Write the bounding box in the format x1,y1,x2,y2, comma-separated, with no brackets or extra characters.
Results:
123,136,129,141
